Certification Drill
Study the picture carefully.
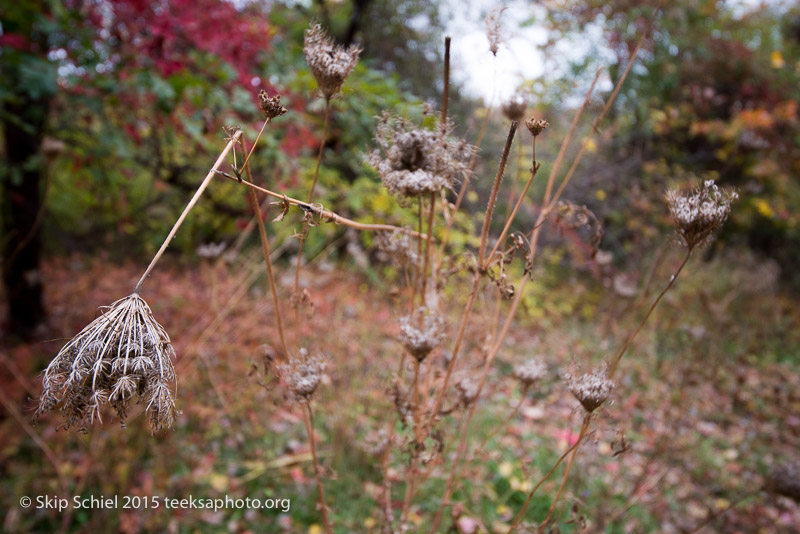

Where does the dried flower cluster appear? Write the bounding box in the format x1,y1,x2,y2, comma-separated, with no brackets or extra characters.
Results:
375,229,419,268
278,354,327,400
369,113,473,198
513,359,546,388
766,460,800,503
398,307,445,362
485,7,504,56
525,117,549,137
36,294,177,432
666,180,739,249
502,94,527,122
564,365,615,413
456,376,480,406
303,23,362,100
259,90,288,119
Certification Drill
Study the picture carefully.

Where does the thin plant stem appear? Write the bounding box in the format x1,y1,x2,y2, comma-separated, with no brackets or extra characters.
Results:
134,129,242,293
302,402,333,534
609,248,692,378
687,489,761,534
308,100,332,202
509,416,591,531
474,388,528,457
218,173,431,238
541,417,591,526
409,197,423,312
441,36,451,124
238,118,269,174
479,121,518,267
420,193,436,306
243,142,289,358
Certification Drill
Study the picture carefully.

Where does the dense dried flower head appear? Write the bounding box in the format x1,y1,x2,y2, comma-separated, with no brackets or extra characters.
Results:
485,6,505,56
278,353,327,400
456,376,480,405
375,229,418,267
502,94,527,122
369,113,473,198
258,90,288,119
304,23,361,100
564,365,615,413
398,307,445,362
36,294,177,432
766,460,800,503
525,117,549,137
513,359,546,388
666,180,739,249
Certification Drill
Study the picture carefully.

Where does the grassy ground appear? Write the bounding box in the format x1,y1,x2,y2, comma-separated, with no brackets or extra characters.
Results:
1,248,799,533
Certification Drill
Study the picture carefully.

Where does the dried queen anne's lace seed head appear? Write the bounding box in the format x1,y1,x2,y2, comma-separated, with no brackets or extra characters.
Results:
369,113,473,199
665,180,739,249
398,307,445,362
564,365,615,413
513,359,547,388
304,23,362,100
485,6,504,56
502,94,527,122
766,460,800,503
36,294,177,432
456,376,480,406
525,117,549,137
258,90,288,119
375,229,418,268
278,354,327,400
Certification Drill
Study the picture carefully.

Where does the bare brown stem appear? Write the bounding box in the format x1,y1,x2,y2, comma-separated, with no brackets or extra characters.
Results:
243,143,289,358
479,121,518,267
609,249,692,378
134,129,242,293
302,402,333,534
420,193,436,305
541,417,591,526
474,388,528,456
238,118,269,175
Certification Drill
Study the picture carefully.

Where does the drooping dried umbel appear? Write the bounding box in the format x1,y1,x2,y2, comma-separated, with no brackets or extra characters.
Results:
564,365,615,413
485,6,505,56
259,89,288,119
278,354,327,400
665,180,739,249
303,23,362,100
36,294,177,432
502,94,527,122
369,113,473,198
766,460,800,503
513,359,547,388
398,307,446,362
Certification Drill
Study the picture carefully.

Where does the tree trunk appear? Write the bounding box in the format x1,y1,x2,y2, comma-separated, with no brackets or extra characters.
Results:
2,96,49,337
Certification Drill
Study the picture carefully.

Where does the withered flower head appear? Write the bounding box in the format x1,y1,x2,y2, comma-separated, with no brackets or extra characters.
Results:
369,113,473,198
665,180,739,249
564,365,614,413
502,94,527,122
398,307,445,362
304,23,362,100
375,229,419,268
278,354,327,400
36,294,177,432
456,376,480,405
766,460,800,503
485,6,505,56
525,117,549,137
513,359,546,388
259,90,288,119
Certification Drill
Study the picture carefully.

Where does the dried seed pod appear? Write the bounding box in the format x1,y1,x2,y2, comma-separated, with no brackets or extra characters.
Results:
304,23,361,100
278,354,327,400
665,180,739,249
258,90,288,119
525,117,549,137
564,365,614,413
398,307,445,362
513,359,546,388
502,94,527,122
